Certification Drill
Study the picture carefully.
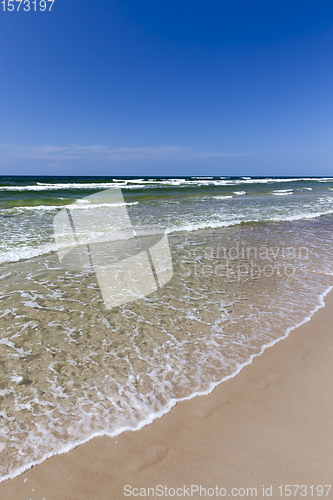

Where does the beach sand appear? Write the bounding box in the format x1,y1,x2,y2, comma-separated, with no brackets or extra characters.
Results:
1,291,332,500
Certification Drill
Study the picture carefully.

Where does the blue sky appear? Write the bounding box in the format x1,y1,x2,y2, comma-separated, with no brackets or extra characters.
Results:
0,0,332,176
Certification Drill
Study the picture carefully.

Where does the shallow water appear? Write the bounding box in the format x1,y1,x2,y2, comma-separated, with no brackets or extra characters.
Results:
1,176,333,480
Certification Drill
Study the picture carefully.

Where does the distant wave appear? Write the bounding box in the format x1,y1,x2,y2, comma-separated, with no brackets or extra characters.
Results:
212,195,233,200
0,201,139,212
0,177,330,191
271,189,293,196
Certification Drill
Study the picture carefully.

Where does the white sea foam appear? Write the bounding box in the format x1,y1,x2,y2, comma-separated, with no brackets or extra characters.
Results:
165,207,333,234
0,243,58,265
1,284,331,484
0,182,145,191
2,203,333,264
4,201,139,212
271,189,293,196
0,177,329,191
165,219,242,233
212,195,233,200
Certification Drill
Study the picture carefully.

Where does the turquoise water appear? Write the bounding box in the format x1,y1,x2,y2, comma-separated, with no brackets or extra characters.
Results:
1,175,333,264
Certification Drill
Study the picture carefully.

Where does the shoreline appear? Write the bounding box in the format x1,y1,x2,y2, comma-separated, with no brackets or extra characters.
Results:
1,288,333,498
0,285,331,485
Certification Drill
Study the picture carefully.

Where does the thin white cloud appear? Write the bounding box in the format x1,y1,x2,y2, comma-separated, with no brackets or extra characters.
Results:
0,143,252,161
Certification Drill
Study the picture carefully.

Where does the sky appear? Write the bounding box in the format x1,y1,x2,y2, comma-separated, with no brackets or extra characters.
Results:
0,0,332,177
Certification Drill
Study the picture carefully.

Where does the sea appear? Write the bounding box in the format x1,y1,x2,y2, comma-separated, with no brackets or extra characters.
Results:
1,175,333,481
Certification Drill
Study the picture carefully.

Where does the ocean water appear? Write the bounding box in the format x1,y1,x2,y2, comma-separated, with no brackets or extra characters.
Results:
1,175,333,481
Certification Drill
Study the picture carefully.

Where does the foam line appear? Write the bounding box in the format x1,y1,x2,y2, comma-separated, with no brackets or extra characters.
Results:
1,285,331,483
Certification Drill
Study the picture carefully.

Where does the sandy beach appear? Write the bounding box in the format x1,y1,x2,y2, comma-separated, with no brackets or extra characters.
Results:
0,289,332,499
3,0,333,495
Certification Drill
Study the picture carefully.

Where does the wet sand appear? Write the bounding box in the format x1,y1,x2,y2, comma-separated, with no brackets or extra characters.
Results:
1,291,333,500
